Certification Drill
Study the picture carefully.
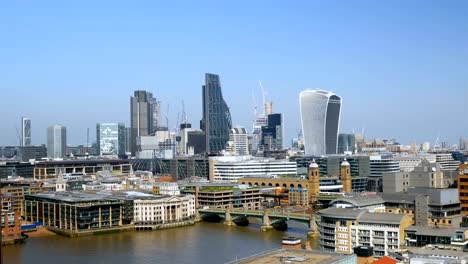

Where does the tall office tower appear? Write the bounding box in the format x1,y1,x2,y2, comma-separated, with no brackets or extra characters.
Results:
124,127,132,154
21,117,31,146
265,101,273,115
96,123,125,156
261,113,283,151
130,90,159,155
338,133,356,154
149,97,162,133
47,125,67,158
299,89,341,155
200,73,232,153
228,127,249,156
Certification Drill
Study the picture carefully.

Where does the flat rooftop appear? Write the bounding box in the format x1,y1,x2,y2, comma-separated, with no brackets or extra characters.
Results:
226,248,354,264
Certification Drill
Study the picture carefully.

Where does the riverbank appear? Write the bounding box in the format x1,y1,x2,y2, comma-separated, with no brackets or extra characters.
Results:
26,226,56,238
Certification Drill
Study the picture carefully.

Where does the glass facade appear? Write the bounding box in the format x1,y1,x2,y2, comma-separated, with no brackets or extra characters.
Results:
47,125,67,158
201,73,232,153
338,134,356,154
96,123,125,156
300,90,341,155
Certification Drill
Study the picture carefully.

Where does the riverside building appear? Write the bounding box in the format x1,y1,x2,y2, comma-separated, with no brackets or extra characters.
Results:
317,208,413,258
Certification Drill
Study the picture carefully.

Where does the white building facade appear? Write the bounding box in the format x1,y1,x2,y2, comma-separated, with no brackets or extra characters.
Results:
210,156,297,182
134,195,196,224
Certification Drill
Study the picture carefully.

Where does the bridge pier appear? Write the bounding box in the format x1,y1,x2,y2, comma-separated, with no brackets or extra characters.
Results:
261,213,273,231
223,210,235,226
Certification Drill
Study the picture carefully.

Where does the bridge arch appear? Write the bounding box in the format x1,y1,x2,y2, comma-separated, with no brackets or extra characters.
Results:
297,184,303,189
261,183,266,187
290,184,295,188
275,183,280,187
268,183,273,187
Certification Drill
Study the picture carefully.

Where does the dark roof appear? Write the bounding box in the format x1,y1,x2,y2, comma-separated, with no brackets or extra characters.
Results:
317,208,366,220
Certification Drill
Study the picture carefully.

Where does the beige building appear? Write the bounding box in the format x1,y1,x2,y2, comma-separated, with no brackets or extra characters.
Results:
182,186,262,210
318,208,413,258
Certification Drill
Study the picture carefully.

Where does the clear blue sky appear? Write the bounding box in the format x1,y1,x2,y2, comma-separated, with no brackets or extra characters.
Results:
1,0,467,146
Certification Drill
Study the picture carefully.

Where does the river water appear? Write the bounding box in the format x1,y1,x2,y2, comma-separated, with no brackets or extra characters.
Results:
3,222,318,264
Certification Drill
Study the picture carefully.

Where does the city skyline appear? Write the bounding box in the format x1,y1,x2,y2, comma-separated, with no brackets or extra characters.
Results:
1,1,467,146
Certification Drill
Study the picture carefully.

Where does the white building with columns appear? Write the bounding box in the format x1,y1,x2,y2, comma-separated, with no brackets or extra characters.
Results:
133,195,195,224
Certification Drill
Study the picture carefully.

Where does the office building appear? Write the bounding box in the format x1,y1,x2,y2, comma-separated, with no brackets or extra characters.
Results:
299,89,341,155
47,125,67,159
318,208,413,258
0,162,34,179
338,134,355,154
292,155,370,177
124,127,132,154
159,157,210,180
133,195,195,225
228,127,249,156
433,153,461,171
378,188,462,227
404,226,468,249
368,155,400,192
261,113,283,152
182,185,262,210
209,156,297,182
21,117,31,146
96,123,125,156
33,159,132,180
383,159,446,193
130,90,160,155
200,73,232,153
24,192,133,234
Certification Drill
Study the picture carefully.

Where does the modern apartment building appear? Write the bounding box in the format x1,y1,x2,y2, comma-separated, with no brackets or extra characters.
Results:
368,155,400,192
459,163,468,216
317,208,412,258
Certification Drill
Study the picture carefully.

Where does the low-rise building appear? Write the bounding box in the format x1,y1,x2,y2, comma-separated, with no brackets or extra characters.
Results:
34,159,132,180
317,208,413,258
133,195,195,226
182,185,262,210
404,225,468,249
378,188,462,227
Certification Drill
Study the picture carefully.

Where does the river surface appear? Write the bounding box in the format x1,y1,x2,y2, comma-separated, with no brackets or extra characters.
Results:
3,222,319,264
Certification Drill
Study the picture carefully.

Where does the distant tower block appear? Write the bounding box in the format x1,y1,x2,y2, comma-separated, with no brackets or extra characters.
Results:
341,158,352,193
308,159,320,204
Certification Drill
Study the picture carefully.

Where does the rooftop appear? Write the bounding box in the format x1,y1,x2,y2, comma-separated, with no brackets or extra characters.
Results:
405,225,468,237
358,212,407,225
330,194,384,207
226,248,355,264
317,208,366,220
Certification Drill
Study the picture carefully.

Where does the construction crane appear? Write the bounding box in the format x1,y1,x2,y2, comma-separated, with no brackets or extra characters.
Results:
258,80,267,115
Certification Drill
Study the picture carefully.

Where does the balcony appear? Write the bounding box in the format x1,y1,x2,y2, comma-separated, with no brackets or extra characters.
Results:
322,235,335,240
319,228,336,235
320,223,336,228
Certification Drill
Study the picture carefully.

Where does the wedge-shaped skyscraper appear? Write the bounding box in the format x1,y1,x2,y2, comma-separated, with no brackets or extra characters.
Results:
300,90,341,155
201,73,232,153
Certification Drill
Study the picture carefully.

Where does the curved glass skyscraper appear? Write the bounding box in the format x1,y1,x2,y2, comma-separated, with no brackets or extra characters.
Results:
201,73,232,153
300,89,341,155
